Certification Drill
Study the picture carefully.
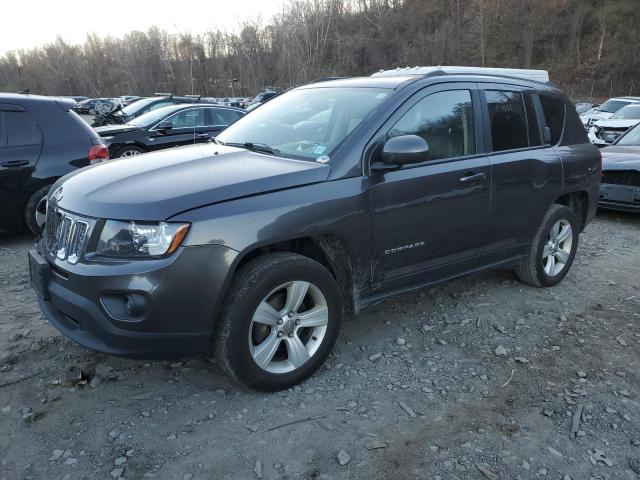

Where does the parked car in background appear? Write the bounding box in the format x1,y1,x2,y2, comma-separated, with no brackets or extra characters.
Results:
0,93,108,234
72,98,98,114
599,122,640,212
92,94,217,126
246,90,279,111
581,96,640,128
94,104,245,158
117,95,142,107
588,103,640,146
63,96,90,103
575,102,598,114
30,67,600,391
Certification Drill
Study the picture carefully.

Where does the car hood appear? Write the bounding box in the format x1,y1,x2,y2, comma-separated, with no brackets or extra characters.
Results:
593,119,640,129
94,124,140,135
601,145,640,171
50,144,331,220
581,111,613,123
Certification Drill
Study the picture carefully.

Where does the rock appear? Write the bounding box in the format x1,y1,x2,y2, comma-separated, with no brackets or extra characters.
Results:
64,457,78,466
111,467,124,478
365,440,388,450
114,457,127,466
337,449,351,465
537,467,547,476
109,429,120,439
521,460,530,470
437,339,447,345
396,337,406,346
548,446,563,457
254,460,263,479
368,352,382,362
182,474,193,480
495,345,508,356
514,357,529,364
50,449,65,461
399,401,417,418
576,371,587,378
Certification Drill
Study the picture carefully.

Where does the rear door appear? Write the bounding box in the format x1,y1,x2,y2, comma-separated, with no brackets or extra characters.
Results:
478,84,563,262
369,83,491,289
0,105,43,229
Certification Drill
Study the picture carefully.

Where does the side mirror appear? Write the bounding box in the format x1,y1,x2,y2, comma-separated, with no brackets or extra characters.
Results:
156,121,172,132
382,135,429,165
604,134,617,144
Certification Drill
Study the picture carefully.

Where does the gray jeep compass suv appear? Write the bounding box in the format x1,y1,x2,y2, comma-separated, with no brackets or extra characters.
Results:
30,67,601,391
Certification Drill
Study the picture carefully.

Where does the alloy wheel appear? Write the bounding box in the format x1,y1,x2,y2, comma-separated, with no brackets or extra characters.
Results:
542,219,573,276
248,280,329,374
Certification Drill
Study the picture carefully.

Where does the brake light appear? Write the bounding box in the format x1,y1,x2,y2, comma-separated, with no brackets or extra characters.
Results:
89,144,110,164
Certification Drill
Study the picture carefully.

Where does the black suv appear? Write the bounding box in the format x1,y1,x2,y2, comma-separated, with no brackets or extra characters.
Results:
95,104,245,158
93,94,217,126
0,93,107,234
30,68,600,391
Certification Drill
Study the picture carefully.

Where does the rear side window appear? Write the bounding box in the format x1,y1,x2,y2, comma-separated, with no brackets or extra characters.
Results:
5,110,42,146
486,91,529,151
389,90,475,160
167,109,205,128
539,95,566,145
211,109,242,126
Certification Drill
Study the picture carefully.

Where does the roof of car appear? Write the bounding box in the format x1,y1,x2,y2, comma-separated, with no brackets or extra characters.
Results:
150,103,245,114
0,92,75,108
609,97,640,102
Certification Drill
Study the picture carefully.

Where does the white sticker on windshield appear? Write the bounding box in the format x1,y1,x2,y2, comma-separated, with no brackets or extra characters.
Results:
317,155,330,163
313,145,327,155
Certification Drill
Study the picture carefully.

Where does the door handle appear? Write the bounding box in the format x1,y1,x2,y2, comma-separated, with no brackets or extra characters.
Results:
459,172,486,183
196,133,210,139
1,160,29,168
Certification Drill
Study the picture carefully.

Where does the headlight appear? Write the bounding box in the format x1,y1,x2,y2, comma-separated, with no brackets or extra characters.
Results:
96,221,190,258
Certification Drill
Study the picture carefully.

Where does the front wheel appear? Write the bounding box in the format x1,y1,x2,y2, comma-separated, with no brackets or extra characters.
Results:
215,253,341,391
515,204,579,287
114,146,146,158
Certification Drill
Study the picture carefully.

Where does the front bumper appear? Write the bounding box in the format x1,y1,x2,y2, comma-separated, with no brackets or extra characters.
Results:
599,183,640,212
32,243,238,358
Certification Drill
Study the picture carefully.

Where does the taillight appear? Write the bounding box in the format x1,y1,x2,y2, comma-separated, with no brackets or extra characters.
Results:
89,144,110,164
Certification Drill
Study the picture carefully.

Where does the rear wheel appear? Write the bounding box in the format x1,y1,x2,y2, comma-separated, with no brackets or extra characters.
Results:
114,146,146,158
24,185,51,235
215,253,341,391
515,204,579,287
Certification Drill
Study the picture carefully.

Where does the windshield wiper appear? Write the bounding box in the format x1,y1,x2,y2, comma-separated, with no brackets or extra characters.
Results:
222,141,281,156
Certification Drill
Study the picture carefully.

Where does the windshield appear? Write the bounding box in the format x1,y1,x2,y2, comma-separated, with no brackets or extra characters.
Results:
216,87,391,161
616,123,640,146
127,106,178,127
120,97,157,116
599,100,632,114
610,105,640,120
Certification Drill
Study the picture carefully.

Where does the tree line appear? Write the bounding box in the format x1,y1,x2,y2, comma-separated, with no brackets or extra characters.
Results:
0,0,638,101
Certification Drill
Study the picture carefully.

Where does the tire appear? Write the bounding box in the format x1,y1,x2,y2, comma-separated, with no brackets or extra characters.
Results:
24,185,51,235
215,252,342,391
515,204,579,287
114,146,146,158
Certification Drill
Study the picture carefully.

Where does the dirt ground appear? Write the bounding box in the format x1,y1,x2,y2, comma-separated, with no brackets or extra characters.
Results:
1,211,639,480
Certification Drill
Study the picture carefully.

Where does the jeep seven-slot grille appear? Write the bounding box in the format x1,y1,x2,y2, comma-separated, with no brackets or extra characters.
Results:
45,206,90,264
602,170,640,187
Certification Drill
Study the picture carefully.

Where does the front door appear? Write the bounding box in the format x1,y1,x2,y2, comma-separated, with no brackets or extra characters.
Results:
369,84,491,290
148,108,203,151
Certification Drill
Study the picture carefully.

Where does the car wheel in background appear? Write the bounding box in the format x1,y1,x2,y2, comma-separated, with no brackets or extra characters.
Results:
24,185,52,235
515,204,579,287
215,252,341,391
114,146,146,158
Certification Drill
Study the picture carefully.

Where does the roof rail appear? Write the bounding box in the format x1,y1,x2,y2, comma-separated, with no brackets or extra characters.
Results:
184,94,202,100
154,92,173,98
371,66,550,84
18,89,31,94
306,76,347,84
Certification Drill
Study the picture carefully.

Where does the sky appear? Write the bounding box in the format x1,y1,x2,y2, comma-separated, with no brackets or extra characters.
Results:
0,0,286,55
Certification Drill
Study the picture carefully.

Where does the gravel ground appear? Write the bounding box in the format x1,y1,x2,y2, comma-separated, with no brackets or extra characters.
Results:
1,211,639,480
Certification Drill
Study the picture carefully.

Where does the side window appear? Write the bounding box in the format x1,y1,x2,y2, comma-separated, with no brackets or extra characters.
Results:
486,91,529,151
389,90,475,160
539,95,566,145
0,112,6,147
212,109,242,126
524,94,541,146
5,111,42,147
168,109,204,128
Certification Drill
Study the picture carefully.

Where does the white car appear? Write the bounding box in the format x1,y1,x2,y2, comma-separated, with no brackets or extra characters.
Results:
588,104,640,146
581,96,640,128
